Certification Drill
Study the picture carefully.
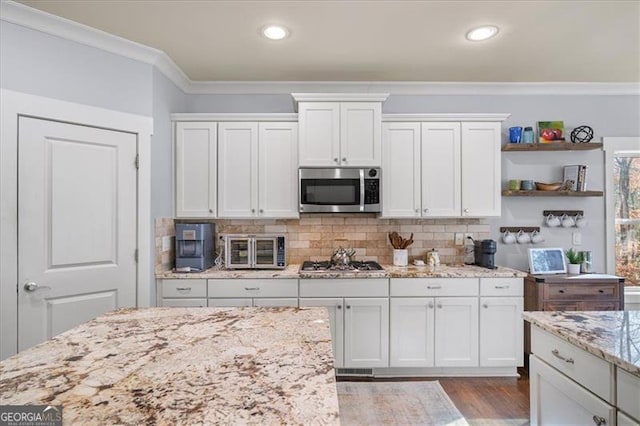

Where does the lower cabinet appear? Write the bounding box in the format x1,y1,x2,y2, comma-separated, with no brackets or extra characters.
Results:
479,296,524,367
299,278,389,369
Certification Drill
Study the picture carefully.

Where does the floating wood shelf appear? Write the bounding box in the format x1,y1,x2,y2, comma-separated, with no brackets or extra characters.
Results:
502,142,603,152
502,190,604,197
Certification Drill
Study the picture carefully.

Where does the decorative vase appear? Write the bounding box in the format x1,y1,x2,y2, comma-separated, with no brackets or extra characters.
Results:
567,263,581,275
393,249,408,266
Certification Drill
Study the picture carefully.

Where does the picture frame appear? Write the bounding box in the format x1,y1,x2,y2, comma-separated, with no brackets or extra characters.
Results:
528,248,567,275
537,121,565,143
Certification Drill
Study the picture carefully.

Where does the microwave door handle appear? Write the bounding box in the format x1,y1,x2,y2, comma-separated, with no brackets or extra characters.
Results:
250,238,256,268
360,168,365,211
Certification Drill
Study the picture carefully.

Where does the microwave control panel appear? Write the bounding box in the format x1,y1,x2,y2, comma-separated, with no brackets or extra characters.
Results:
364,179,380,205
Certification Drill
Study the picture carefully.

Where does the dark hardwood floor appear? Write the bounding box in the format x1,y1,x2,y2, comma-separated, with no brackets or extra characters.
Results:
338,368,530,425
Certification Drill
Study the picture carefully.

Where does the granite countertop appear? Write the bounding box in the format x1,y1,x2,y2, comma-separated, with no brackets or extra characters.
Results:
158,263,526,279
523,310,640,377
0,307,339,425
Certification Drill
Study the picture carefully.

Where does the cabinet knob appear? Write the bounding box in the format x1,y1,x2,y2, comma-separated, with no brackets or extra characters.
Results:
209,209,213,213
423,208,428,213
251,209,256,213
337,305,342,310
415,208,419,213
464,208,470,213
592,415,607,425
346,305,351,309
334,158,339,163
437,303,443,309
428,302,434,309
483,303,488,309
259,209,264,214
342,157,347,162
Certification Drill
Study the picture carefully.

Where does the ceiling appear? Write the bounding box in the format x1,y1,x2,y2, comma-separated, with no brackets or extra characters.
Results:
16,0,640,82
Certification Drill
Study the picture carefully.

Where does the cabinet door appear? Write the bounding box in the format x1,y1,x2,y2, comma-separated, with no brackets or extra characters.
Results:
344,298,389,368
390,297,435,367
480,297,524,367
421,122,461,217
298,102,340,167
299,298,344,368
175,122,217,217
340,102,382,167
382,122,421,217
218,122,259,217
434,297,479,367
258,122,299,218
530,356,615,426
461,122,501,217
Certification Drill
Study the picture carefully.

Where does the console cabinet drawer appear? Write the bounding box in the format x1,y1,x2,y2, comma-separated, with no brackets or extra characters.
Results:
208,279,298,298
161,279,207,298
543,283,619,300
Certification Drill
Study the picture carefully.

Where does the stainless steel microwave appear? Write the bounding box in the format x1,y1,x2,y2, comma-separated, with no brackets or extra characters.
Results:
299,167,381,213
223,234,286,269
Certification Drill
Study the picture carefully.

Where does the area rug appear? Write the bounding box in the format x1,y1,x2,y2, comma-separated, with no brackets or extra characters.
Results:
337,381,469,425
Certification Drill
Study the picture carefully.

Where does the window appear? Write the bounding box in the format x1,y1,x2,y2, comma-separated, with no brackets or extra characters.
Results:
605,138,640,290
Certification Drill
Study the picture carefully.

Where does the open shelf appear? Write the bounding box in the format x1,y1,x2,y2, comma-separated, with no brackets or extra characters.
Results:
502,190,604,197
502,142,603,152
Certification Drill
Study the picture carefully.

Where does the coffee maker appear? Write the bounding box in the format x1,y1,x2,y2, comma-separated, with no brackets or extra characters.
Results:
474,239,497,269
175,223,215,271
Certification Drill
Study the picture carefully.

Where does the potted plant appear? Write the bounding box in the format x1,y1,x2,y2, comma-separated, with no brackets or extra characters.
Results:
565,248,583,274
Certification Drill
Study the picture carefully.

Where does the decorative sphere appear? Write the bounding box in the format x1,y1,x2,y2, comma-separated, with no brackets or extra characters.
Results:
570,125,594,143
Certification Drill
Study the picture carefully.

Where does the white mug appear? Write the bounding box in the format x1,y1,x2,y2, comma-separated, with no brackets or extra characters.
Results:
546,214,560,228
502,230,516,244
516,230,531,244
531,230,545,244
575,214,588,228
561,214,575,228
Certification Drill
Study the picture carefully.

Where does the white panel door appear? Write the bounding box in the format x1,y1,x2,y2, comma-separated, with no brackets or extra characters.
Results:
461,122,501,217
299,298,344,368
340,102,382,167
422,122,461,217
218,122,258,217
382,122,421,217
298,102,340,167
434,297,479,367
344,298,389,368
18,117,137,351
175,122,217,218
258,122,299,218
479,297,524,367
390,297,435,367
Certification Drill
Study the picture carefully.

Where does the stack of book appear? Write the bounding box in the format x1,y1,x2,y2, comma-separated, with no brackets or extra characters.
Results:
563,165,588,191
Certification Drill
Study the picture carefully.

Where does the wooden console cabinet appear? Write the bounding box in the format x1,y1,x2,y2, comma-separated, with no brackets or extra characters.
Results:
524,274,624,356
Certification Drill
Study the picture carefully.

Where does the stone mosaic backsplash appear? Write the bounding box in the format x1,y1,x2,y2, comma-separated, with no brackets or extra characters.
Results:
156,214,490,271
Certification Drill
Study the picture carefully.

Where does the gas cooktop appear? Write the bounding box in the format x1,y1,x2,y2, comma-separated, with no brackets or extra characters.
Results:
300,260,384,272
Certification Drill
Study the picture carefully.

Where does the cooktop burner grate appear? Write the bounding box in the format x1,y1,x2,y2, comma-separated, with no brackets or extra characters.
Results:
300,260,384,272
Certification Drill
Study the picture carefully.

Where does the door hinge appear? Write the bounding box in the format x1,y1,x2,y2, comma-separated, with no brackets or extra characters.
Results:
135,154,139,169
134,249,139,262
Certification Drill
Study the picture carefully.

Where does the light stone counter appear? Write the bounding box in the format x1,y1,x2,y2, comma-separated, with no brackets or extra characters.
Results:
0,307,340,425
384,264,527,278
523,310,640,377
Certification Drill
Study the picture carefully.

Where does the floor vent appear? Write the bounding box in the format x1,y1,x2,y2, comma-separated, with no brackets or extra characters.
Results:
336,368,374,376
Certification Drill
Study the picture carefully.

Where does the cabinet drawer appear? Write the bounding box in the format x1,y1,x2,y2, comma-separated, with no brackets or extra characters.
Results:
208,279,298,298
480,278,523,297
390,278,478,297
543,283,619,300
300,279,388,297
617,368,640,421
161,298,207,307
161,279,207,298
531,326,614,402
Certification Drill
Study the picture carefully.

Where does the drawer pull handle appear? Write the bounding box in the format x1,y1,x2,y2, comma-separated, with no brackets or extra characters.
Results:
244,287,260,291
592,415,607,425
176,287,191,291
495,285,510,289
551,349,574,364
427,285,442,289
558,289,565,293
598,289,604,293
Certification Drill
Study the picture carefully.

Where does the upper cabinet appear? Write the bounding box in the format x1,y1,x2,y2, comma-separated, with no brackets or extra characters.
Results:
175,122,217,218
294,93,388,167
382,116,505,218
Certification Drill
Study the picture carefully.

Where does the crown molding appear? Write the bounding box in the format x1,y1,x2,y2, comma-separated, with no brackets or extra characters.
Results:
2,1,638,97
382,113,511,122
291,93,390,102
171,113,299,122
0,0,190,92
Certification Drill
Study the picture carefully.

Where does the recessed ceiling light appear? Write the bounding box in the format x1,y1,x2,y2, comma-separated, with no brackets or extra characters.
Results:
465,25,499,41
262,25,289,40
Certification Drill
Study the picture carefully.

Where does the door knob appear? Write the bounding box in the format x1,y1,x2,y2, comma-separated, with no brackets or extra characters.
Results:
24,282,50,292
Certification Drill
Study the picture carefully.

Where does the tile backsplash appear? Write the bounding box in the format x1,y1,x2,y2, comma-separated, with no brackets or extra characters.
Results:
156,214,490,271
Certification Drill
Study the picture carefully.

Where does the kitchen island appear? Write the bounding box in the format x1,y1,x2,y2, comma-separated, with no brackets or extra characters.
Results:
0,307,340,425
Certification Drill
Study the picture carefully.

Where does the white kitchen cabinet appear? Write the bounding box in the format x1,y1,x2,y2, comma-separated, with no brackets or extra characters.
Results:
530,355,615,426
157,279,208,307
299,278,389,369
479,297,524,367
175,122,217,218
298,102,381,167
390,297,435,367
461,122,501,216
218,122,298,218
434,297,479,367
382,121,500,218
162,298,207,307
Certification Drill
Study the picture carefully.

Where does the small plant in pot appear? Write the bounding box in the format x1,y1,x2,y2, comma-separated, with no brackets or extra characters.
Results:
565,248,583,274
